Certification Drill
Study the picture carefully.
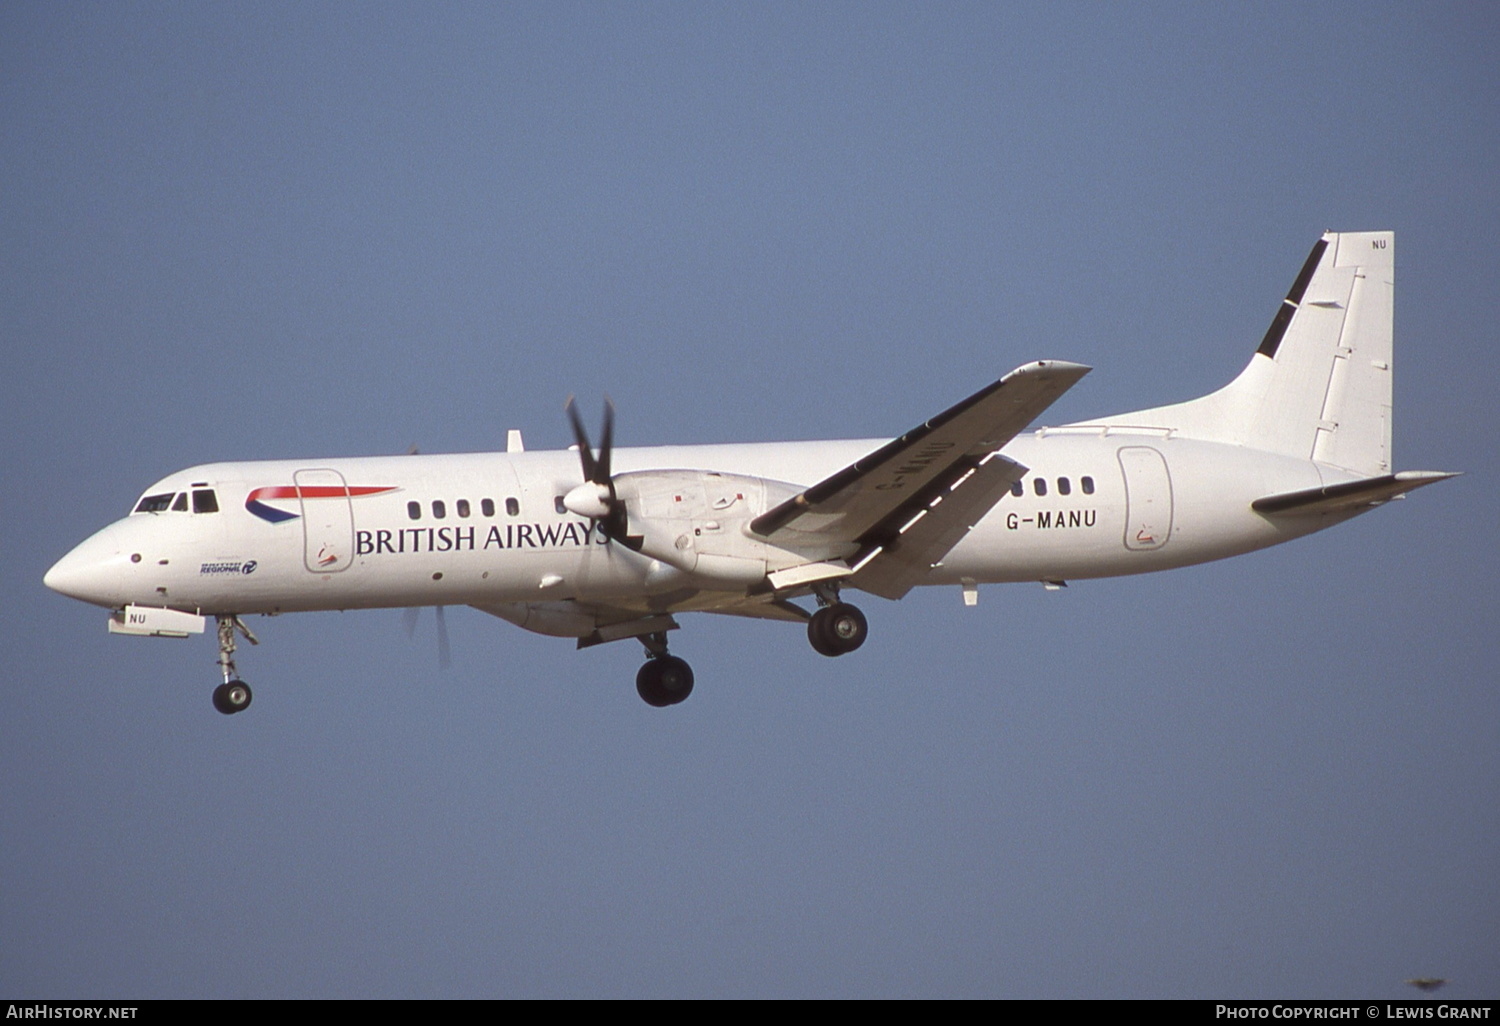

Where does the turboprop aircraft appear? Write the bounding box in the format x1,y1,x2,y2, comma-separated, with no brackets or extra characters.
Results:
45,231,1456,712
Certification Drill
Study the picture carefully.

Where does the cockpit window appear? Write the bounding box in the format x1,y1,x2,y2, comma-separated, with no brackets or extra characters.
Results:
135,489,218,514
134,493,175,514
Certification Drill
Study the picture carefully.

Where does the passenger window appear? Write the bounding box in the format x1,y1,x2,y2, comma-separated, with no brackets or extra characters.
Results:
506,497,520,517
1057,477,1071,496
432,500,446,519
457,499,471,518
1082,476,1095,495
192,490,219,513
1033,478,1047,497
171,492,188,512
407,501,421,520
134,493,175,514
1010,481,1024,497
481,498,495,517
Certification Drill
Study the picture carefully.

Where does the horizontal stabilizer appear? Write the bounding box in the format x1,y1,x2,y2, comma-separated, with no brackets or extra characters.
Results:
1252,471,1458,517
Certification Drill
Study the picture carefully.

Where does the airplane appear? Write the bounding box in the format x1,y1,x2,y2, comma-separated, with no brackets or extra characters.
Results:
44,231,1458,713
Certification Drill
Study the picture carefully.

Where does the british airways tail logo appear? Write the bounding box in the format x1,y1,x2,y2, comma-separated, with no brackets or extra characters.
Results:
245,485,397,523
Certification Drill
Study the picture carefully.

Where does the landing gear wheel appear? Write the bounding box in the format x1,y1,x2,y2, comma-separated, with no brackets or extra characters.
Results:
808,602,868,657
213,679,253,715
636,655,695,707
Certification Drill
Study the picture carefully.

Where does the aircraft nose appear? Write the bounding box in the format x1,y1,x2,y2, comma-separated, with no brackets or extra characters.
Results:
43,548,94,600
44,522,135,608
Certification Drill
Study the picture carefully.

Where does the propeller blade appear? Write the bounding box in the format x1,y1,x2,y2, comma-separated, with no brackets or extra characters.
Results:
564,396,598,483
598,396,615,483
562,395,641,548
435,605,451,670
402,606,452,670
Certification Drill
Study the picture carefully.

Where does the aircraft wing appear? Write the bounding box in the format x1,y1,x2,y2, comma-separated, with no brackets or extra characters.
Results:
472,600,680,648
695,597,812,623
474,591,813,649
750,360,1090,562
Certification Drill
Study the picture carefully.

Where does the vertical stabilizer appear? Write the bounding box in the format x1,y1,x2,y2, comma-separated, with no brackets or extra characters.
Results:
1084,232,1395,476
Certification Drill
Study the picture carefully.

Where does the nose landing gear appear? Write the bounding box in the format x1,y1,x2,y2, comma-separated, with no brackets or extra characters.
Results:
212,615,258,715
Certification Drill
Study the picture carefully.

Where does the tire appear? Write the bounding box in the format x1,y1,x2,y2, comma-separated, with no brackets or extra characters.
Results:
636,656,694,707
217,679,252,714
809,603,867,656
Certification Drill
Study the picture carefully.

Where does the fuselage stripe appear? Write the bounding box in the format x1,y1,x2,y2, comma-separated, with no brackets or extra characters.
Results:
245,485,396,523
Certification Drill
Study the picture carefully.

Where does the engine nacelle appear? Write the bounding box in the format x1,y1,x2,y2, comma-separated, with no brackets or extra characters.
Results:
610,470,830,586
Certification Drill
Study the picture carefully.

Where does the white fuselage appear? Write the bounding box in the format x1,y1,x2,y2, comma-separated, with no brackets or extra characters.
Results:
44,430,1349,620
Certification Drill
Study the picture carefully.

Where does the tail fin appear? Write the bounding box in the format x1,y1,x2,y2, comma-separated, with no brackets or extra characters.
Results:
1093,231,1395,476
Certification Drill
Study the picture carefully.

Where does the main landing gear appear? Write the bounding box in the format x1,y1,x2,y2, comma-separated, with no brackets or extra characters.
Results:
635,631,694,708
629,590,868,707
212,615,259,715
807,586,868,657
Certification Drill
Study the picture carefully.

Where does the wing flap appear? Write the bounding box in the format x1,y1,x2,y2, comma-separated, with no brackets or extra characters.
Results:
765,560,854,591
850,454,1028,600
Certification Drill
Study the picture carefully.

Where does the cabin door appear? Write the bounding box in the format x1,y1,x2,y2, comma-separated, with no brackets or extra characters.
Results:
295,468,355,573
1118,446,1173,552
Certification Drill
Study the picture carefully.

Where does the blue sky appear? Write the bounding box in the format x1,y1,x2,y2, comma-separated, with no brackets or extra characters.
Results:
3,2,1496,998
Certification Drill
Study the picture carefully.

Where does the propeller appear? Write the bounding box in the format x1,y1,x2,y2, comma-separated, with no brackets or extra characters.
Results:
563,396,640,549
403,605,452,670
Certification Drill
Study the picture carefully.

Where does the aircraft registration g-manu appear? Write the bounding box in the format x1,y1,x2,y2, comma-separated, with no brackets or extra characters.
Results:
46,231,1457,713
